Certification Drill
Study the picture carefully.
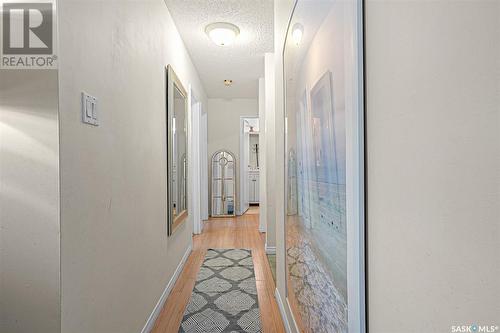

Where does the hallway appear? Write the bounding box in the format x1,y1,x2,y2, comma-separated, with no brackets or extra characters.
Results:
152,211,285,333
1,0,498,332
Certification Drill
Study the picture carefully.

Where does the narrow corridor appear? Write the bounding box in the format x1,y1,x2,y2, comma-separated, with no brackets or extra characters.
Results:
1,1,498,332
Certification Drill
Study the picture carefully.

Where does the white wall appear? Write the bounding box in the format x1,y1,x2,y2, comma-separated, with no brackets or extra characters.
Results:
207,98,258,215
57,0,207,332
201,111,209,221
264,53,276,250
0,70,60,333
366,1,500,332
258,78,267,232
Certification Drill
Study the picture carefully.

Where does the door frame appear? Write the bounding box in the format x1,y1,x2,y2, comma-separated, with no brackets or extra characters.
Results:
200,112,209,221
189,86,203,234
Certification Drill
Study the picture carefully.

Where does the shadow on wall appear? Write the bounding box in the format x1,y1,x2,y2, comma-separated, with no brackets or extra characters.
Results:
0,70,61,333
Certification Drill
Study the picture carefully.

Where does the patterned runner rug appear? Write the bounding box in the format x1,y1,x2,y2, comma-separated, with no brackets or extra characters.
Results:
179,249,262,333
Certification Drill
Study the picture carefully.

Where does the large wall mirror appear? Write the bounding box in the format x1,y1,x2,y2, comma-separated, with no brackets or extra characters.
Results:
166,65,188,236
284,0,365,332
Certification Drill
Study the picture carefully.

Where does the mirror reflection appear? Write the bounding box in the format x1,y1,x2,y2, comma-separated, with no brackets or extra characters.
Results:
172,85,188,221
167,65,188,235
284,0,360,331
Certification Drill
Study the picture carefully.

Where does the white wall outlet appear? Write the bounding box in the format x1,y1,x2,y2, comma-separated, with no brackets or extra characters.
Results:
81,92,98,126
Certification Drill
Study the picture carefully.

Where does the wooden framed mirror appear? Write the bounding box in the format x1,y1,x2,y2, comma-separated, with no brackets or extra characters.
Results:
166,65,188,236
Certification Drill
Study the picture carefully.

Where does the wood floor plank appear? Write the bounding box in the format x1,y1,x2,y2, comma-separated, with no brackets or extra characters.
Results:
151,210,285,333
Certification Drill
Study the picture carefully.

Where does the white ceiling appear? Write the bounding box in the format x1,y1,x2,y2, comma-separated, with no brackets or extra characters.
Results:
165,0,274,99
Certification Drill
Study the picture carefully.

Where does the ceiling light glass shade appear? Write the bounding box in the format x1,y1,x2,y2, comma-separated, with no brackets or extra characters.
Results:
205,22,240,46
292,23,304,46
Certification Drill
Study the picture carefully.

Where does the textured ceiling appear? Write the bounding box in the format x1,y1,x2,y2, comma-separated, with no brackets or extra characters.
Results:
165,0,274,99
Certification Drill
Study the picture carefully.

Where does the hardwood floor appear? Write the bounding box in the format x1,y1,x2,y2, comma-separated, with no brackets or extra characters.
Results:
152,211,285,333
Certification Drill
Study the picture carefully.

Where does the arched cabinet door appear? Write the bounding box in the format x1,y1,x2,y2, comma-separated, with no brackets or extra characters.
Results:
211,150,236,217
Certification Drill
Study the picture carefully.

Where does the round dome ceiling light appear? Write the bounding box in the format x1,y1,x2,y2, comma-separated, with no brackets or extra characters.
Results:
205,22,240,46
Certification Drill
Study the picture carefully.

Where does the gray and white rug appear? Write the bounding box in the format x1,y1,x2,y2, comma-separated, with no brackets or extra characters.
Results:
179,249,262,333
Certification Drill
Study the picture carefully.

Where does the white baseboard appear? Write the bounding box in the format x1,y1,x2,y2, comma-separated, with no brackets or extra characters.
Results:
141,244,192,333
275,288,300,333
286,296,301,332
265,244,276,255
274,288,292,333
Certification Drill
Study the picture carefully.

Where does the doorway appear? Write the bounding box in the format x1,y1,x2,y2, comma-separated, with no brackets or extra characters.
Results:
239,117,260,215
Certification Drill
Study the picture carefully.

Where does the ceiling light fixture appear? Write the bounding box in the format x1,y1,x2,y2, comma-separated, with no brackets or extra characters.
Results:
224,79,233,86
291,23,304,46
205,22,240,46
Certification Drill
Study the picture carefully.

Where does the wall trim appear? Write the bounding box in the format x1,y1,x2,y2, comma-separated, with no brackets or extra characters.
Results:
265,244,276,254
141,244,192,333
274,288,292,333
286,297,301,333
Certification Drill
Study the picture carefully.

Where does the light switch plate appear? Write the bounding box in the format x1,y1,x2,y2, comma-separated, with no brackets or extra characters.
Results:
81,92,98,126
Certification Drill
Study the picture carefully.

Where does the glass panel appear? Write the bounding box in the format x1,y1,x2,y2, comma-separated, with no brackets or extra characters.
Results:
167,65,189,236
211,150,236,216
173,84,188,222
212,179,222,197
212,198,222,216
284,0,360,331
224,181,234,197
225,162,234,178
226,198,234,215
